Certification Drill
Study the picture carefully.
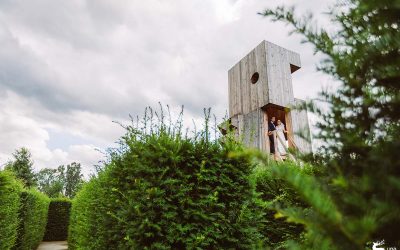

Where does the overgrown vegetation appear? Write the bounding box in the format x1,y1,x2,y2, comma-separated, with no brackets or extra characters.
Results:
43,198,72,241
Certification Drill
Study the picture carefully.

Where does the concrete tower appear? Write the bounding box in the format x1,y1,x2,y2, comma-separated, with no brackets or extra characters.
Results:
226,40,312,154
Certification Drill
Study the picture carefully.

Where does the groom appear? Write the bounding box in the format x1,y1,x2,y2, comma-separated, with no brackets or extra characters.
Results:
268,116,282,161
268,116,276,155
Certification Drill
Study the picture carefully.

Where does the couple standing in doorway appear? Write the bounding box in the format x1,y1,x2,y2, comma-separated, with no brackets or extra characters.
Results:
268,116,289,160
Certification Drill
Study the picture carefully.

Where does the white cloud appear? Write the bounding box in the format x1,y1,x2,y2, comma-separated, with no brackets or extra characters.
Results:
0,91,106,173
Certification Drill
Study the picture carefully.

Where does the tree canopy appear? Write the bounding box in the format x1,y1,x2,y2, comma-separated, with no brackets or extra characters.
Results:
5,148,36,188
37,163,84,199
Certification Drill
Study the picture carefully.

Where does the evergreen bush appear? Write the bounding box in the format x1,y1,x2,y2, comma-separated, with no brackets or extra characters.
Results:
0,171,23,250
252,163,308,249
68,174,113,249
259,0,400,248
69,108,262,249
14,189,50,250
43,198,71,241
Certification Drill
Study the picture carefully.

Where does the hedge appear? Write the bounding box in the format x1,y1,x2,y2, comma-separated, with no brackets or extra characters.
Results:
252,164,306,249
43,198,72,241
0,171,23,250
14,189,50,250
68,175,112,249
69,124,262,249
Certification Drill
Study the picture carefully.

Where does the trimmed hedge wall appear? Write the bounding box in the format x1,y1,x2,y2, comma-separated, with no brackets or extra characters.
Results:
0,171,23,250
68,176,111,249
44,199,72,241
69,127,262,249
0,171,51,250
14,189,50,250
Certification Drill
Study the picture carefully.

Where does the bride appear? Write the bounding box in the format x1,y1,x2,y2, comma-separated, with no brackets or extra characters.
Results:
275,120,288,156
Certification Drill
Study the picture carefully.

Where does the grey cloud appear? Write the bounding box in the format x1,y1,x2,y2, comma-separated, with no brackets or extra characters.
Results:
0,0,337,171
0,0,331,120
1,0,232,118
0,26,81,111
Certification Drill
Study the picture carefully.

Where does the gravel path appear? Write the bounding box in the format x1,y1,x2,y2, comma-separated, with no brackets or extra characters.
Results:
37,241,68,250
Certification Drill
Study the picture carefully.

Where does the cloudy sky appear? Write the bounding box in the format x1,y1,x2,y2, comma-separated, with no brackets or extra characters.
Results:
0,0,336,175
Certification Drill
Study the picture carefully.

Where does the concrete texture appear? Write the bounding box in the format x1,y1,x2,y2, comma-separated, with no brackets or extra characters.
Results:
37,241,68,250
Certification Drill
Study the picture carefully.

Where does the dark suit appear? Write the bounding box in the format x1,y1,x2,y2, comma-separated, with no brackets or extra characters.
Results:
268,121,276,154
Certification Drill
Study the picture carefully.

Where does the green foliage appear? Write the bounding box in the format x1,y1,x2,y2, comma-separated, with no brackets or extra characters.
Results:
252,163,307,249
37,163,84,198
37,168,64,198
0,171,23,250
5,148,36,188
69,107,262,249
260,0,400,248
14,189,50,250
64,162,84,198
43,198,72,241
68,172,115,249
0,171,49,250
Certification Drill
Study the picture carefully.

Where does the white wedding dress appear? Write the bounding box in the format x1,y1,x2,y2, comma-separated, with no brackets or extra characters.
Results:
276,124,288,155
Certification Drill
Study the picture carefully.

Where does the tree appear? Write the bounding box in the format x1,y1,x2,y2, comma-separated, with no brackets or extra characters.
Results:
260,0,400,249
36,163,84,198
64,162,84,198
5,148,37,188
37,168,64,198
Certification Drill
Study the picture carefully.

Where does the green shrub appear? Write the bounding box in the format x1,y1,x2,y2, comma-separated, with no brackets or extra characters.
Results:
68,173,114,249
14,189,50,250
261,0,400,248
43,198,71,241
252,162,318,249
0,171,23,250
69,116,261,249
